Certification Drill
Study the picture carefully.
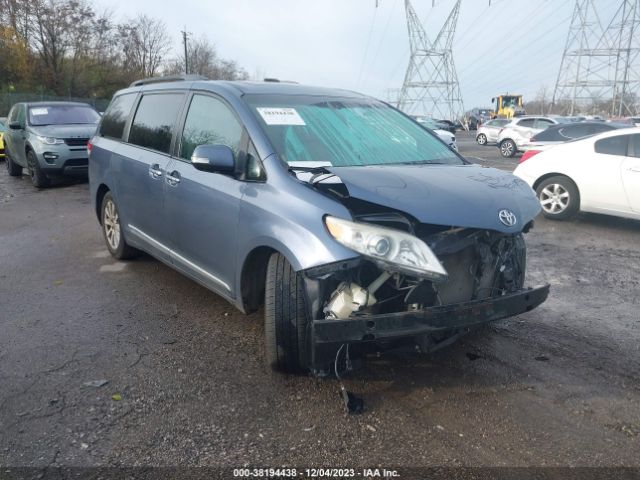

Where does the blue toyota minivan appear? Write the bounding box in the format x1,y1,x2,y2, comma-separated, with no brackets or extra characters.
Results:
89,75,549,374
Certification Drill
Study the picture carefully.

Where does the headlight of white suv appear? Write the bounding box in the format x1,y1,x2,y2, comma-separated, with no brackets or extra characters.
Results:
324,216,448,282
36,136,64,145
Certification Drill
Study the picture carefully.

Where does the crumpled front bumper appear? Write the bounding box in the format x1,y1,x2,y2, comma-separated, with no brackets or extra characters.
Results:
311,284,550,368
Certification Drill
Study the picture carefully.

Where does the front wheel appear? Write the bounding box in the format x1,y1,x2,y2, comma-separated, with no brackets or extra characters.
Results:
101,192,140,259
5,153,23,177
499,139,517,157
476,133,487,145
27,150,50,188
536,175,580,220
264,252,310,373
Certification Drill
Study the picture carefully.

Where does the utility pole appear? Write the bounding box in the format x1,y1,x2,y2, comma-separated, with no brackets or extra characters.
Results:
553,0,640,116
397,0,466,125
181,27,190,74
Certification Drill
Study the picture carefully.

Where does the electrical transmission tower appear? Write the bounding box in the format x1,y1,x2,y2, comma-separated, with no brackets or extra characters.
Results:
397,0,466,122
552,0,640,116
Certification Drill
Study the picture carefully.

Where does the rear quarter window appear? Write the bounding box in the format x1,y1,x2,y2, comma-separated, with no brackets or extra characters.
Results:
594,135,629,156
100,94,137,140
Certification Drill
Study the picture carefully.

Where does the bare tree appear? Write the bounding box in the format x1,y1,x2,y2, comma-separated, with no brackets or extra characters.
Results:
119,14,171,78
166,35,248,80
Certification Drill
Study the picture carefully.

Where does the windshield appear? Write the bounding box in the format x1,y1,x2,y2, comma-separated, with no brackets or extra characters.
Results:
245,94,463,167
28,105,100,127
0,120,5,132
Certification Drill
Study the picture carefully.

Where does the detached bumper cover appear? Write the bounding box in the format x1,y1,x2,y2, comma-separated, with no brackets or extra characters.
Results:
313,284,549,346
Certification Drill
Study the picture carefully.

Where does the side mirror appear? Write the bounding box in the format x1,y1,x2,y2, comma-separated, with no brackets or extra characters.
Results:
9,121,23,130
191,144,235,173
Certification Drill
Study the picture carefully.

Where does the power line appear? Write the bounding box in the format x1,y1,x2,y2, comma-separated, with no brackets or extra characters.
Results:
356,6,379,87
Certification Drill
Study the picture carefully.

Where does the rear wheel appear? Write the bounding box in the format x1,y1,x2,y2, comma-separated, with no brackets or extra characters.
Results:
476,133,487,145
499,139,516,157
5,153,23,177
101,192,140,259
264,252,310,373
27,150,50,188
536,175,580,220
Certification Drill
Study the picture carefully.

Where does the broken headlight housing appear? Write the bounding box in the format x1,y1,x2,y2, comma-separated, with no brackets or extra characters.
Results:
324,216,448,282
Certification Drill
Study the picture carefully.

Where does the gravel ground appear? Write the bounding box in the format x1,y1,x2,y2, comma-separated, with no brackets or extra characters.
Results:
1,133,639,470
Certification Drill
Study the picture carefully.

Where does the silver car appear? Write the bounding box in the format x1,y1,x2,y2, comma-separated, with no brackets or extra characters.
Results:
496,116,563,158
3,102,100,187
90,77,548,375
475,119,510,145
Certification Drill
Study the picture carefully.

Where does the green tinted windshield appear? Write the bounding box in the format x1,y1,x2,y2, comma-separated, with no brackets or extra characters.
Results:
245,94,463,167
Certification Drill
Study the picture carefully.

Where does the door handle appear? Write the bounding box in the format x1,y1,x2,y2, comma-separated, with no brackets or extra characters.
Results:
166,171,181,186
149,164,163,179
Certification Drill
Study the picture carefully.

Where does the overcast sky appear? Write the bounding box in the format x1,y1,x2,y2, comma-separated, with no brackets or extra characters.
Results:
95,0,621,112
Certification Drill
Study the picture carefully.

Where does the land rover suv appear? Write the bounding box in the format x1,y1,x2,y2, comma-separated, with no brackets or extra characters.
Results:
4,101,100,187
89,76,549,375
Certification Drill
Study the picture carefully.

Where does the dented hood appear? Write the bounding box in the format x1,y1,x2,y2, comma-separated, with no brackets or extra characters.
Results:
328,164,541,234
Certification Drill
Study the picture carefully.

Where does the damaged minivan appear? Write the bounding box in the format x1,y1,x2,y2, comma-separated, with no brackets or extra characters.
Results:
89,76,549,375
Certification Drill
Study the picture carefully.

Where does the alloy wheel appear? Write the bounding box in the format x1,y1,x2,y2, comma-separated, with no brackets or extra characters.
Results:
103,199,121,250
477,134,487,145
539,183,570,214
500,140,514,157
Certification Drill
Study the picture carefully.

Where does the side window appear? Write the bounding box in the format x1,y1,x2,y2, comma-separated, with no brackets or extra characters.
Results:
533,119,554,129
100,93,137,140
15,105,26,126
129,93,184,154
179,94,243,160
517,118,535,128
561,124,590,139
631,134,640,158
594,135,629,156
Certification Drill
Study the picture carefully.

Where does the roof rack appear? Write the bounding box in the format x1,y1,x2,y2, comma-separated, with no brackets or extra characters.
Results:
129,74,209,88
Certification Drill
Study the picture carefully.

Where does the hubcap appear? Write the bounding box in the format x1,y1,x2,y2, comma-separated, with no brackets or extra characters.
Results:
540,184,570,214
478,135,486,144
103,200,121,250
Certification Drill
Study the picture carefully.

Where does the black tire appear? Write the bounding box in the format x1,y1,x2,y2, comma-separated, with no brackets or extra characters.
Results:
499,139,517,158
26,150,50,188
535,175,580,221
264,252,310,373
476,133,487,145
100,191,140,259
5,153,23,177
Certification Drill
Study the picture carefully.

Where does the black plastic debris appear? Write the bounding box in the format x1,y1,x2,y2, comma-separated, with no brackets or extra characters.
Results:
340,384,364,415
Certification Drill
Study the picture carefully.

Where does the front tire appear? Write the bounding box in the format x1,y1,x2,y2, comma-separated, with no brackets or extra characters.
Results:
536,175,580,220
476,133,487,145
101,192,140,259
5,153,23,177
499,139,517,157
27,150,50,188
264,252,310,373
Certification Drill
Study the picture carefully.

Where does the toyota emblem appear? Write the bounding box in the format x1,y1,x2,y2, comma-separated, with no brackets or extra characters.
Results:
498,209,517,227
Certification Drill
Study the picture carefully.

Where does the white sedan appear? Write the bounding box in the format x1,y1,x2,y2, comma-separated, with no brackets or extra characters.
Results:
514,128,640,220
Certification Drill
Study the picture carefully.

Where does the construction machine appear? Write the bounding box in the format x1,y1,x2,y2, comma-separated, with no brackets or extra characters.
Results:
491,94,525,119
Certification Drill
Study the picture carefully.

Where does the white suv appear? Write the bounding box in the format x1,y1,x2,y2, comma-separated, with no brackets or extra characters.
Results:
497,116,561,157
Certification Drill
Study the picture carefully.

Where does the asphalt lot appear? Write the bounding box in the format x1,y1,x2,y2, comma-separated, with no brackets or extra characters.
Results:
1,131,639,469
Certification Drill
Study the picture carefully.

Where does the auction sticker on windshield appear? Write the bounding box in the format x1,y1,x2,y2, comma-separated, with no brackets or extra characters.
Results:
257,107,306,126
30,108,48,115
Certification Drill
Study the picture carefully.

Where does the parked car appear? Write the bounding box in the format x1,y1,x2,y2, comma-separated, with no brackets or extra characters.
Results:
413,117,458,151
626,116,640,127
475,118,510,145
497,116,564,158
434,119,457,134
0,117,6,159
519,121,628,153
3,101,100,187
514,128,640,221
90,77,549,374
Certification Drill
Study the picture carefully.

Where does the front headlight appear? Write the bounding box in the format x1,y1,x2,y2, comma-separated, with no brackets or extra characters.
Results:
324,216,448,282
36,135,64,145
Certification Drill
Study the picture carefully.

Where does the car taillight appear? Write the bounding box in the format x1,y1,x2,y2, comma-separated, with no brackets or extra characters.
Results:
519,150,541,164
87,139,92,155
